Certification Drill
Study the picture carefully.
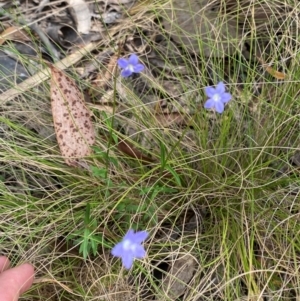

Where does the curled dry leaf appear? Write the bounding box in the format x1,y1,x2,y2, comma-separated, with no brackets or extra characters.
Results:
50,65,95,166
256,55,286,80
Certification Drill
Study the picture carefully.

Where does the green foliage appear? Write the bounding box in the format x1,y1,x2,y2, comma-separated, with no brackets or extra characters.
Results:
67,204,110,260
115,184,177,230
92,145,119,167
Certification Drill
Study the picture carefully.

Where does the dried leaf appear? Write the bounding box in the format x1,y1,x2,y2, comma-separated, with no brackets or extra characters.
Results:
256,55,286,80
50,65,95,166
0,26,31,45
93,54,118,90
154,112,189,127
117,139,155,163
265,66,286,80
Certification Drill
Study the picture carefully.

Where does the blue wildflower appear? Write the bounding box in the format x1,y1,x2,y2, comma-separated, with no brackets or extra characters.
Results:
117,54,144,77
111,229,148,269
204,81,232,114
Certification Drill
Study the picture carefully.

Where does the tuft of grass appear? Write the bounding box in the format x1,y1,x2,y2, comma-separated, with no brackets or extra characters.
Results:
1,0,300,300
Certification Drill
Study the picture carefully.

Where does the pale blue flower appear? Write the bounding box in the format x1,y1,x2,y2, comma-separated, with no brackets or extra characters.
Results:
117,54,144,77
204,81,232,113
111,229,148,269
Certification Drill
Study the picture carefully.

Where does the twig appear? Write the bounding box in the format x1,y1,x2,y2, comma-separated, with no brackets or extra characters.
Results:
0,41,100,104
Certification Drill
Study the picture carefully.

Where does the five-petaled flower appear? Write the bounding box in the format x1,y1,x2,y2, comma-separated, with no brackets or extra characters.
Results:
117,54,144,77
204,81,232,114
111,229,148,269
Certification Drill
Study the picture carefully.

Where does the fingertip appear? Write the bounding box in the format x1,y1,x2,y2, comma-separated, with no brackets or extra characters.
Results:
20,263,35,276
0,256,10,272
0,262,35,298
18,263,35,293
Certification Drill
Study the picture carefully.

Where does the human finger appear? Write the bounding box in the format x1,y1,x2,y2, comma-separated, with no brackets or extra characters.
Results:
0,263,34,301
0,256,10,272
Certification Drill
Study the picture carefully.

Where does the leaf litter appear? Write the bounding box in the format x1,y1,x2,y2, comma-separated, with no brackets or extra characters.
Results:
66,0,91,34
50,65,95,166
